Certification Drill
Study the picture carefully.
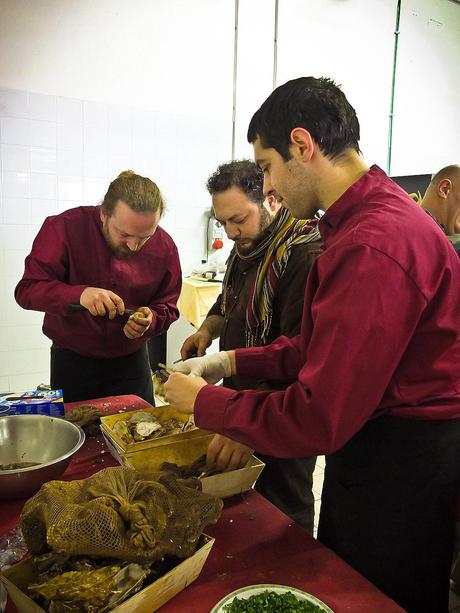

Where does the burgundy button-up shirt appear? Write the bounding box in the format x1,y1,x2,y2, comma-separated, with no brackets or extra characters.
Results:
195,166,460,457
15,206,181,359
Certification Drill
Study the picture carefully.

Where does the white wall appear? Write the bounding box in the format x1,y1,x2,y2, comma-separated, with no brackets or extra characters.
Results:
390,0,460,175
0,0,459,391
277,0,396,168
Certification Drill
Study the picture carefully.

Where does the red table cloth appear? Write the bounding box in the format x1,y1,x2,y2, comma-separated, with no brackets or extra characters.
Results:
1,406,404,612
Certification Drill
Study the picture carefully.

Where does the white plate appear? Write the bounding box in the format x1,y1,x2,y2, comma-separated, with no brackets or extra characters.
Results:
210,583,334,612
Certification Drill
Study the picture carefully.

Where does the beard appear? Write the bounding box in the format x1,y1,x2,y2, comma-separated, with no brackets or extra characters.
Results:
285,193,321,220
102,220,134,259
236,206,273,255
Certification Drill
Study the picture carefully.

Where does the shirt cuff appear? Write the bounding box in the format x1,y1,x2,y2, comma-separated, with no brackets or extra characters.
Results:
194,384,236,433
59,285,90,312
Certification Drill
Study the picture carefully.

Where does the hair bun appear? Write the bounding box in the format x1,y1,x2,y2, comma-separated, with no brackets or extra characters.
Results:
116,170,136,179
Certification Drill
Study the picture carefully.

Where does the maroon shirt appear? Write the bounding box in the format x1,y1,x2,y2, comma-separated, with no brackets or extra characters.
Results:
15,206,181,358
195,166,460,457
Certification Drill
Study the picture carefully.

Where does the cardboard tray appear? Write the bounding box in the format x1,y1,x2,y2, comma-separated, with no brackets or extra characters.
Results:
102,430,265,499
100,405,209,453
0,535,214,613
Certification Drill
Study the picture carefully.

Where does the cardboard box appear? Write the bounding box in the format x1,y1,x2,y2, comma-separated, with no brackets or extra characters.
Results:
100,405,209,453
0,535,214,613
0,390,64,417
105,431,265,499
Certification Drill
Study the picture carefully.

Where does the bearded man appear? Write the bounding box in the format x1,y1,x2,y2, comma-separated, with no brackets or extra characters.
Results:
15,170,181,403
181,159,321,533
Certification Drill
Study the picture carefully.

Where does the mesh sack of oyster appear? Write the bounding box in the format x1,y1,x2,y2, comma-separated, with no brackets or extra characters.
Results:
111,410,195,445
20,466,223,611
65,405,105,429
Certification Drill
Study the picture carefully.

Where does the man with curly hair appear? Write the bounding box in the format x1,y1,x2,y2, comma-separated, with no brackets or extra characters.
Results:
181,159,321,533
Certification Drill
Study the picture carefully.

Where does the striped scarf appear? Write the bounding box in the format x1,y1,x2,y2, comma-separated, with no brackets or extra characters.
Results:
221,207,321,347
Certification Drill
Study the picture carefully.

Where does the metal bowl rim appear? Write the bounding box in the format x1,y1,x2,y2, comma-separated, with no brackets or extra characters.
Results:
0,415,85,475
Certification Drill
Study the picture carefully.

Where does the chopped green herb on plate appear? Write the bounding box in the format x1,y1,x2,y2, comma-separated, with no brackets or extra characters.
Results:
223,589,323,611
210,584,334,613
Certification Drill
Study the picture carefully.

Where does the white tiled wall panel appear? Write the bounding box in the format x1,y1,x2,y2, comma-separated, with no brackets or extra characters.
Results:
0,87,231,391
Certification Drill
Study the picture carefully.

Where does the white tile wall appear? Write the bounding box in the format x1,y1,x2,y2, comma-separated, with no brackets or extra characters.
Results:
0,86,229,391
0,117,30,146
57,175,83,201
30,172,57,199
28,93,57,122
0,90,28,118
57,123,83,151
2,197,31,224
30,120,56,149
57,97,82,124
31,148,57,173
31,198,57,224
2,171,30,198
57,149,83,175
1,144,30,172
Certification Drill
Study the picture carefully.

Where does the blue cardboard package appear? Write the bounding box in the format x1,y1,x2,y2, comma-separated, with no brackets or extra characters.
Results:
0,390,64,417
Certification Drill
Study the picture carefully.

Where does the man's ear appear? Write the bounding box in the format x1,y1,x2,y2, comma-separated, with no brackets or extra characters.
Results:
289,127,315,162
438,178,452,199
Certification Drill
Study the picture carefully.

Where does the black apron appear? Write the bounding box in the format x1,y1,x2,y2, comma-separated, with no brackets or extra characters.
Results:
318,415,460,613
51,344,154,405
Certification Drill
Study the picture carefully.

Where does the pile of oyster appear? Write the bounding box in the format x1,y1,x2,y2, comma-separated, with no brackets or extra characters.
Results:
111,411,194,445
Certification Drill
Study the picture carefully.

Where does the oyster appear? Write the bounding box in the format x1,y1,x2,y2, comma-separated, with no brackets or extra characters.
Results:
128,411,159,425
112,421,134,445
133,420,162,441
112,411,194,444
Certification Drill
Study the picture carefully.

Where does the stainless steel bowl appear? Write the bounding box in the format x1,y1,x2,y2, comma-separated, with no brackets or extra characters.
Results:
0,414,85,500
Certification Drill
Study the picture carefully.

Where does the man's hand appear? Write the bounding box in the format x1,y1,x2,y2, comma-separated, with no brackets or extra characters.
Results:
164,372,207,413
180,329,212,360
80,287,125,319
173,351,231,384
207,434,253,472
123,307,153,339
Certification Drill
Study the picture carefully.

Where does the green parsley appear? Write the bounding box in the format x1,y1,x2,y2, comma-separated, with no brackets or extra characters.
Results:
222,589,324,612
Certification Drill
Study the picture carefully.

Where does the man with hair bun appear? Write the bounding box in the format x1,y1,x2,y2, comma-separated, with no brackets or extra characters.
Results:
16,170,181,404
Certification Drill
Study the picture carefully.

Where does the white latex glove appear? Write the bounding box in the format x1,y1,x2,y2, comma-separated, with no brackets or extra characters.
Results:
173,351,231,384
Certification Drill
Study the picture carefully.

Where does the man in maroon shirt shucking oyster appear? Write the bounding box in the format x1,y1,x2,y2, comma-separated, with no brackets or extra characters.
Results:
164,77,460,613
16,170,181,404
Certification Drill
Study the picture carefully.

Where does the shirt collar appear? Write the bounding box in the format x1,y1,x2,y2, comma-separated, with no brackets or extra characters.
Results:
319,165,385,241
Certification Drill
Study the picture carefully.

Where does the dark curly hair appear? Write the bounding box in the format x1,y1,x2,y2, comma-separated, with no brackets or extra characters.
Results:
206,160,264,205
247,76,361,161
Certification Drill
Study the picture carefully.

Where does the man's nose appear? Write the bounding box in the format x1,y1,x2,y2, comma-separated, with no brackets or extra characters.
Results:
225,225,239,241
263,173,275,198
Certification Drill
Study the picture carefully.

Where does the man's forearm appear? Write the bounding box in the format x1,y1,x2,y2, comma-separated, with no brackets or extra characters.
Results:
199,315,224,340
15,278,87,314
